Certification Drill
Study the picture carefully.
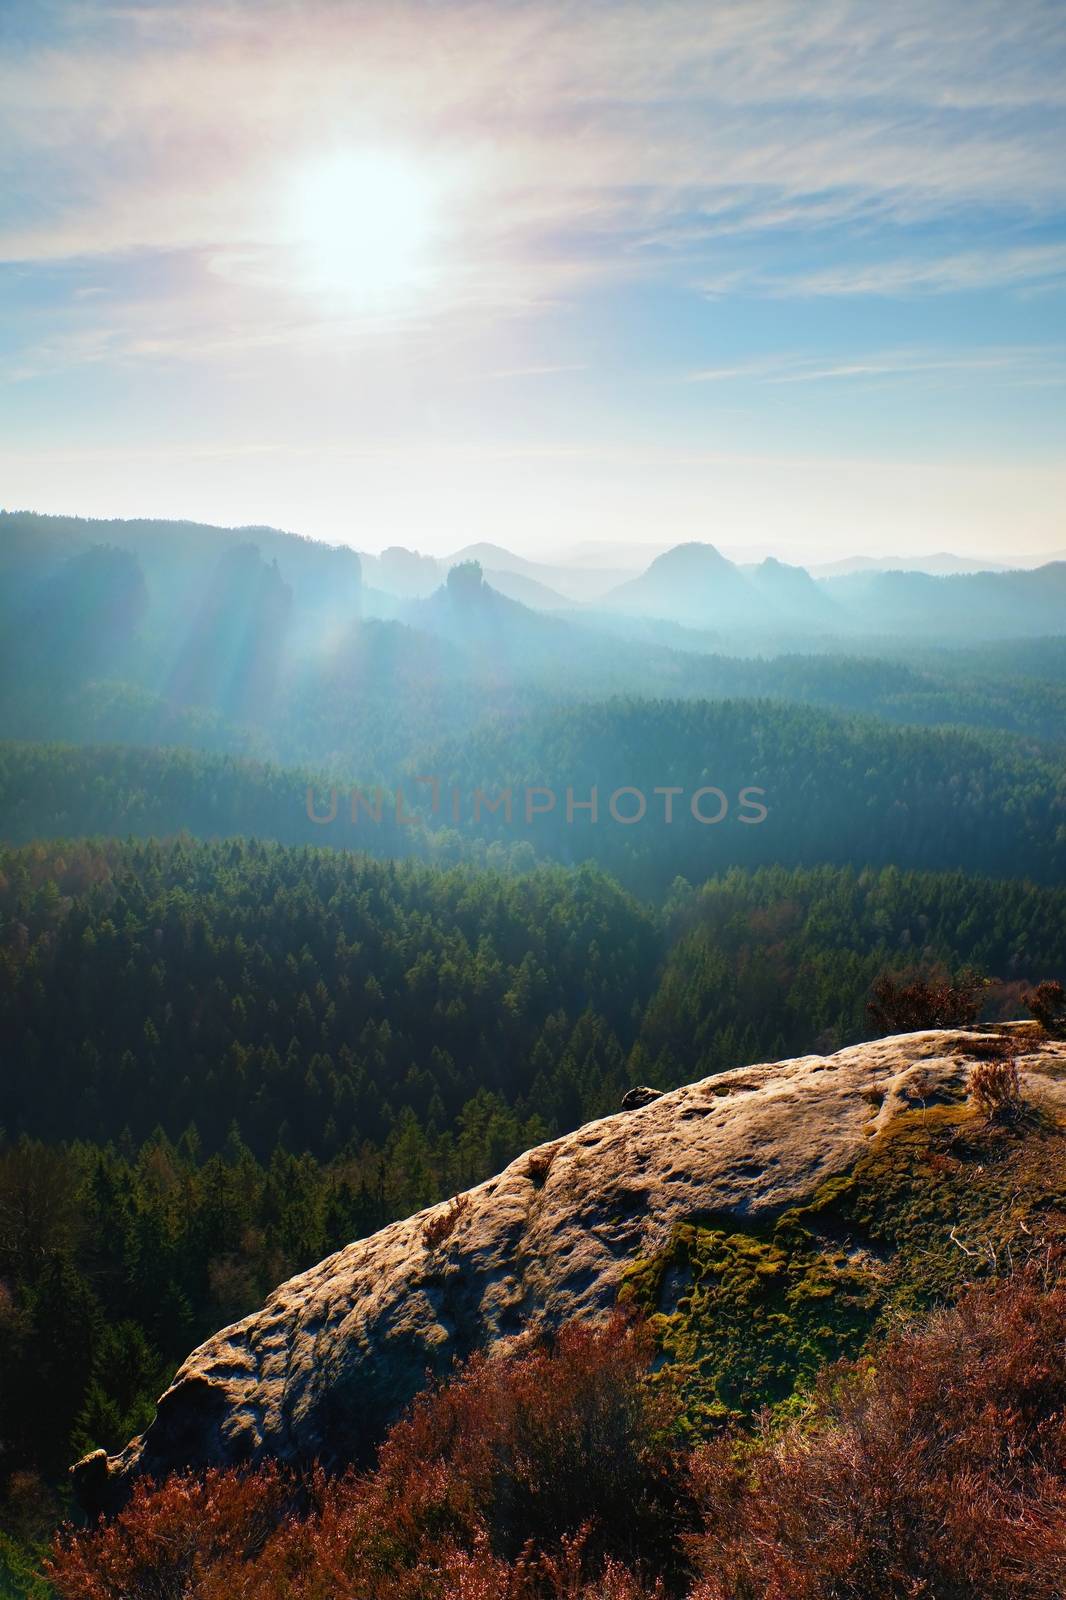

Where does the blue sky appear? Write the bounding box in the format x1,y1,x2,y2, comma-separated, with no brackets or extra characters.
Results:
2,0,1065,560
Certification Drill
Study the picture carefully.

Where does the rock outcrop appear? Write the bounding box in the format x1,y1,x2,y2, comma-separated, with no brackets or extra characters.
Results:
620,1084,663,1110
75,1027,1066,1510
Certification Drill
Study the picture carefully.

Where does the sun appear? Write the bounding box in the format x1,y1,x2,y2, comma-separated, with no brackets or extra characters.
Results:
288,150,441,308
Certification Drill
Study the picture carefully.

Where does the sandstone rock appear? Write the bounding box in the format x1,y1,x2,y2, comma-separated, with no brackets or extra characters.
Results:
75,1026,1066,1511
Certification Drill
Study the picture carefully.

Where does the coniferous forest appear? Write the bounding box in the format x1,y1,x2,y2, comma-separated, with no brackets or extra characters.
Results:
2,508,1066,1596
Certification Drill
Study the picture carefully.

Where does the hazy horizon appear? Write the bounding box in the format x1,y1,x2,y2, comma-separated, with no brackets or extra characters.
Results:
5,507,1065,574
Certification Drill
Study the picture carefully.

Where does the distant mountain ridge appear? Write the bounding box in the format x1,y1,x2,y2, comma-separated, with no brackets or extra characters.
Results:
810,552,1012,578
601,538,1066,639
5,514,1066,689
823,561,1066,639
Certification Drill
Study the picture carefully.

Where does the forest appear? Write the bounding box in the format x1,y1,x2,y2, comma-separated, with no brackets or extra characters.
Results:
3,710,1066,894
2,829,1064,1583
2,515,1065,1597
6,840,1066,1156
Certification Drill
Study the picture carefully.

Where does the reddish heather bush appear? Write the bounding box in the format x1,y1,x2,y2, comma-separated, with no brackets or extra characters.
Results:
49,1316,677,1600
223,1506,661,1600
1027,978,1066,1037
50,1280,1066,1600
365,1312,683,1571
867,966,987,1034
685,1271,1066,1600
47,1465,292,1600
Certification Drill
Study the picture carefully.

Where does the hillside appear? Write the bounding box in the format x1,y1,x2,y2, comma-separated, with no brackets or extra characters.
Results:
605,542,766,628
602,538,1066,641
423,696,1066,888
77,1024,1066,1511
823,562,1066,639
7,839,1066,1164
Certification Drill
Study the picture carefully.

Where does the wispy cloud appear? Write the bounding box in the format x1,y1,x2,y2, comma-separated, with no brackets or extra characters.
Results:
686,346,1066,387
720,243,1066,299
3,0,1065,293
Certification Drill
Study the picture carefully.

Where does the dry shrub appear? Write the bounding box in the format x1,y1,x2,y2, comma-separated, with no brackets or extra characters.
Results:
420,1193,470,1250
1026,979,1066,1038
47,1465,291,1600
523,1530,665,1599
686,1270,1066,1600
867,966,987,1034
365,1312,682,1571
49,1316,675,1600
49,1278,1066,1600
969,1055,1024,1122
236,1497,660,1600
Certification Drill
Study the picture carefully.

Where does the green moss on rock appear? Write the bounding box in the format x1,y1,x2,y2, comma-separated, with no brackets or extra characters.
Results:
622,1102,1065,1434
621,1215,879,1430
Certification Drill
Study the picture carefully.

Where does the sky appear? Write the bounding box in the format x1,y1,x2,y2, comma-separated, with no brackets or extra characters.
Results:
2,0,1065,563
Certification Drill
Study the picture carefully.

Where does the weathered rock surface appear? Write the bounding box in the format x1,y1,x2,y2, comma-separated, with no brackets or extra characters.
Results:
76,1027,1066,1507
